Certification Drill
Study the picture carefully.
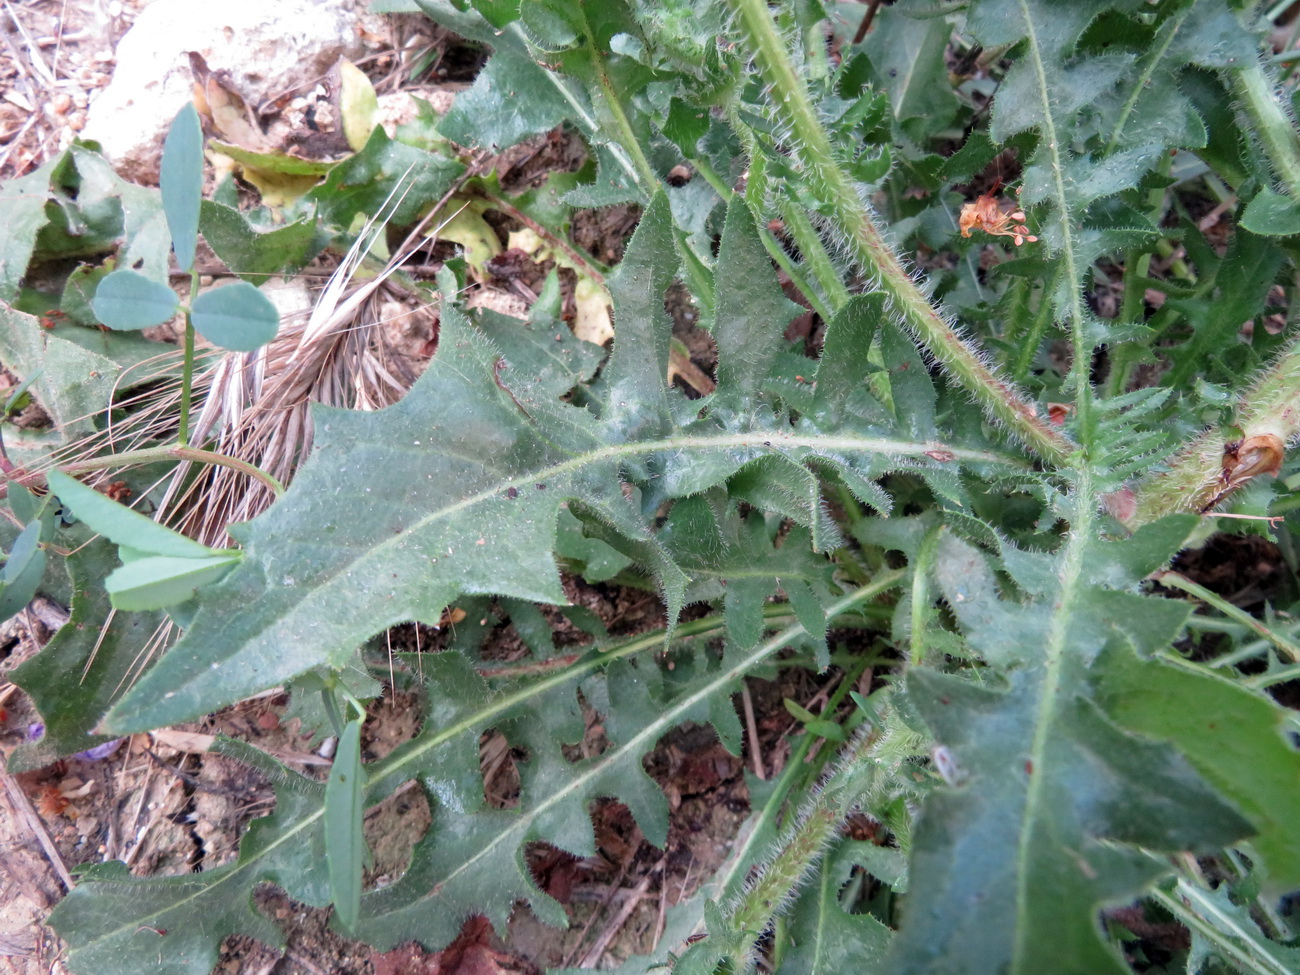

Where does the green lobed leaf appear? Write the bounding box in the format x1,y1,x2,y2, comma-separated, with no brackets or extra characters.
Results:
713,198,803,404
198,201,320,281
424,0,588,151
160,103,203,272
68,145,174,281
0,305,121,443
97,191,1006,735
5,534,168,771
48,737,333,975
862,6,959,137
780,838,893,974
1096,650,1300,894
0,154,57,303
1240,186,1300,237
190,281,281,351
91,269,180,331
889,514,1253,975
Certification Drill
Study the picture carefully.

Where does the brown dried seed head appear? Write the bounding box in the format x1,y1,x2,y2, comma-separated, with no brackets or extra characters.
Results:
1222,433,1285,488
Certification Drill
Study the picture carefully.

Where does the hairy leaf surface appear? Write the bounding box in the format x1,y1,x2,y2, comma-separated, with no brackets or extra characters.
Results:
889,514,1253,975
103,195,1007,734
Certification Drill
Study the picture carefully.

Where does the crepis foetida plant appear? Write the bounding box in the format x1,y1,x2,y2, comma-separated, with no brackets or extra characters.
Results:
1,1,1300,974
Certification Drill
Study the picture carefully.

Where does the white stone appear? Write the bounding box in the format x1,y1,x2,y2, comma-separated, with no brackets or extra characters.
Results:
83,0,371,182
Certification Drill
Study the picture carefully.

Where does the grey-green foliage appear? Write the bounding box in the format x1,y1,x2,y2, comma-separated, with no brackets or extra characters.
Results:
43,187,981,972
11,0,1300,972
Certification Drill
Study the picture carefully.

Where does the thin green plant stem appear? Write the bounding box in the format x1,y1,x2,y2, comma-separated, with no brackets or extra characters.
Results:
691,153,836,322
369,570,907,787
1247,661,1300,689
709,648,882,910
1150,882,1295,975
1154,570,1300,662
177,268,199,448
726,725,882,974
1015,0,1094,447
1011,263,1063,382
52,445,286,498
726,0,1075,467
1234,59,1300,200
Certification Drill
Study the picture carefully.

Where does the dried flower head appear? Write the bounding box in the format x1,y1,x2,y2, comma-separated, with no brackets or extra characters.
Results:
959,191,1039,246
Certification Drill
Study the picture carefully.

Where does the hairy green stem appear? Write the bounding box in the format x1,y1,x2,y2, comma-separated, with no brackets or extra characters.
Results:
1016,0,1094,447
177,269,199,447
691,152,836,322
1154,570,1300,663
1125,333,1300,526
53,446,286,498
1234,59,1300,200
1150,883,1295,975
726,0,1075,466
727,725,882,973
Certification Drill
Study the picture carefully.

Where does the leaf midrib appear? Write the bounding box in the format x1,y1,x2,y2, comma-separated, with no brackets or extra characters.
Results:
207,430,1013,642
1011,475,1095,973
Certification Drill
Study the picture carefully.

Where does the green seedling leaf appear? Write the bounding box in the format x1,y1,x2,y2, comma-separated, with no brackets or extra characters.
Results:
160,103,203,271
339,60,379,152
190,281,281,351
105,553,242,612
325,717,366,931
91,269,179,330
2,369,42,418
46,470,216,559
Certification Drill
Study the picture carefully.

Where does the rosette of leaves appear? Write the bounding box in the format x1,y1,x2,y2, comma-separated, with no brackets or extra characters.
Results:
45,188,1011,973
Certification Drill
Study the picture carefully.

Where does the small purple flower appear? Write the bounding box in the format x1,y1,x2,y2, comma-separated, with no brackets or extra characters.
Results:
25,723,123,761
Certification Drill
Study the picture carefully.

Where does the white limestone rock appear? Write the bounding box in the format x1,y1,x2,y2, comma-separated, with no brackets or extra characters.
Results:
83,0,372,183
